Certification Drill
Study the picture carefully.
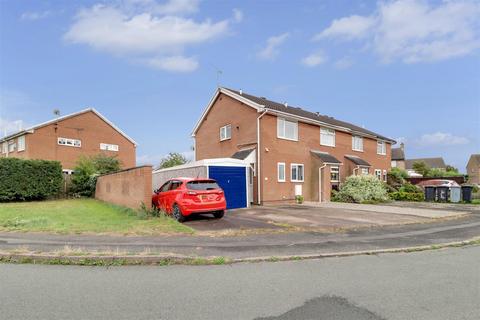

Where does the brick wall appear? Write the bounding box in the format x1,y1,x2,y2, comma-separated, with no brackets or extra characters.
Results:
95,165,152,209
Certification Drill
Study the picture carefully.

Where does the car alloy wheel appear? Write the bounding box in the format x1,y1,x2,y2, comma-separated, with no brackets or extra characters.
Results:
172,204,186,222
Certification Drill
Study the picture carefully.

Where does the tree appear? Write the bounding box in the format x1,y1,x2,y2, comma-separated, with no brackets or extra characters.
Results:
158,152,188,169
71,154,121,196
412,161,430,177
446,165,459,173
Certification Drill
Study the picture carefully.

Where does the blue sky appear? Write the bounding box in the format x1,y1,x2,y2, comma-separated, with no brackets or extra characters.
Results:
1,0,479,172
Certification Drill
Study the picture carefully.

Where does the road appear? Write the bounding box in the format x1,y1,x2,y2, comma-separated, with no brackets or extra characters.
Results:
1,246,479,320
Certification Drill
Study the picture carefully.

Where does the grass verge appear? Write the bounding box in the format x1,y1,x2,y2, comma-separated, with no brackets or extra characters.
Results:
0,199,193,235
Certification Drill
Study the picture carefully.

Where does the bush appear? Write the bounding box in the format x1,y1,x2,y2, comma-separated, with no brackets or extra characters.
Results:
387,167,409,186
398,182,422,193
0,158,63,201
389,191,424,202
332,175,389,203
71,154,121,197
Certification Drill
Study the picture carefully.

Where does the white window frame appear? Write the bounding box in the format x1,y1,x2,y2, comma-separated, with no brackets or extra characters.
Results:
383,169,388,182
220,124,231,141
277,117,298,141
361,167,369,175
2,142,7,154
58,137,81,148
290,163,304,182
17,136,26,152
100,143,119,152
8,140,16,152
330,166,340,182
320,127,335,147
377,140,386,155
277,162,286,182
375,169,382,180
352,135,364,152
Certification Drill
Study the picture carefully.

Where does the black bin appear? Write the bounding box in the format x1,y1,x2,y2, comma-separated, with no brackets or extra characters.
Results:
461,186,473,203
435,186,449,202
425,186,436,202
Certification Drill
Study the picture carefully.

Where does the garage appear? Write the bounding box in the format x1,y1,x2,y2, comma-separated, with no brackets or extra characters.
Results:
152,158,250,209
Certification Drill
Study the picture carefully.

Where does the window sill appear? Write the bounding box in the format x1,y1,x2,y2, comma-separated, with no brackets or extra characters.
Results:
320,143,335,147
291,180,304,183
352,149,364,152
278,180,286,183
277,136,298,142
220,138,231,142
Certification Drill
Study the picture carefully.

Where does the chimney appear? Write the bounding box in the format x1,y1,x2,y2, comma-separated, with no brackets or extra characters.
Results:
400,142,405,151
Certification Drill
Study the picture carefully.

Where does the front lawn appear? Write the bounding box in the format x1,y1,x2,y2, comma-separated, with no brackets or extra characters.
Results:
0,199,193,235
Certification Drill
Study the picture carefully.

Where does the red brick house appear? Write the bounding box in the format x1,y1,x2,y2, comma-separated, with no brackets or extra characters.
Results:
1,108,137,172
192,88,395,204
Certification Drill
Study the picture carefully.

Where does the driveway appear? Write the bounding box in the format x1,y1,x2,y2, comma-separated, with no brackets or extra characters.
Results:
185,202,471,232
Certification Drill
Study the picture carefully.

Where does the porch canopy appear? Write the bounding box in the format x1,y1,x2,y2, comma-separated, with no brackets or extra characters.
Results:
344,155,371,166
311,150,342,164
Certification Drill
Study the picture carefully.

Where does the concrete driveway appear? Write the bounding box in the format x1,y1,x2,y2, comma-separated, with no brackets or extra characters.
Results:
185,202,470,232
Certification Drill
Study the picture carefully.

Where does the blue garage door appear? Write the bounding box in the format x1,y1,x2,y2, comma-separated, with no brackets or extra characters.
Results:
208,166,247,209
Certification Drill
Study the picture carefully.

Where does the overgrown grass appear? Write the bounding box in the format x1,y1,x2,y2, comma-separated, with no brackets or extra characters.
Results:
0,199,193,235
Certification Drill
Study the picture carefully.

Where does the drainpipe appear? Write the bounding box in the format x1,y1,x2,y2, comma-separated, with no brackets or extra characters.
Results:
319,164,327,202
353,166,360,175
256,108,267,205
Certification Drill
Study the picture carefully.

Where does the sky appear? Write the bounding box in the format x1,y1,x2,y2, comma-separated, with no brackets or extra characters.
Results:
0,0,479,172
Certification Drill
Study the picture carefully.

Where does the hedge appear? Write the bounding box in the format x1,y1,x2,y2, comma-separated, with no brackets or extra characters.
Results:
0,158,63,201
389,191,424,202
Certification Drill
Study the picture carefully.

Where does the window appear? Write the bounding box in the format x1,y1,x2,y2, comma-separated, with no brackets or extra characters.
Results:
219,124,231,141
277,162,286,182
17,136,25,151
361,167,369,175
377,141,386,155
291,164,304,182
383,170,387,182
187,180,220,190
320,128,335,147
352,136,363,151
277,117,298,141
58,137,81,148
8,140,16,152
330,166,340,182
375,169,382,180
158,181,171,193
100,143,119,152
2,142,7,154
169,181,183,191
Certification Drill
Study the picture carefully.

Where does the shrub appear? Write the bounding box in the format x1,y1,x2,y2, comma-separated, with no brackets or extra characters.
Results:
0,158,63,201
332,175,389,203
71,154,121,197
158,152,188,169
387,167,409,186
398,182,422,193
295,195,304,204
389,192,424,202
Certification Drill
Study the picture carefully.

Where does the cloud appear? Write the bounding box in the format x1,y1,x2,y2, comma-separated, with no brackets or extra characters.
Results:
315,0,480,63
313,15,375,40
20,11,51,21
416,132,469,147
232,8,243,23
64,1,234,72
257,32,290,60
301,51,327,67
334,56,354,69
145,55,198,72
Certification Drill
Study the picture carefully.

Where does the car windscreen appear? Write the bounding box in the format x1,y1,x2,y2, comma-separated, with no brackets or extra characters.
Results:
186,180,220,191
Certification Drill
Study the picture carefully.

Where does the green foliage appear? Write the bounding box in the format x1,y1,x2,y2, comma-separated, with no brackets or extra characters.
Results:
398,182,422,193
446,165,458,173
295,195,304,204
387,167,409,186
412,161,430,176
0,158,63,202
426,168,463,178
71,154,121,197
158,152,188,169
389,191,424,202
333,175,389,203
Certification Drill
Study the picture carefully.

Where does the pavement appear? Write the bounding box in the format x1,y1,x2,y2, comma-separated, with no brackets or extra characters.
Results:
1,246,479,319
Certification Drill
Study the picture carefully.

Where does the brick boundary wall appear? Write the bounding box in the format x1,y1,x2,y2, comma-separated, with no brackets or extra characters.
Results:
95,165,153,210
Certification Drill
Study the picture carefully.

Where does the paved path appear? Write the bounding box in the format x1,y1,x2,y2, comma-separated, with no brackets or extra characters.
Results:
1,246,479,319
1,214,479,258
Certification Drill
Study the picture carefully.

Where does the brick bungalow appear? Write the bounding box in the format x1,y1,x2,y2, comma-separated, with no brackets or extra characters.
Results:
1,108,137,172
192,87,395,204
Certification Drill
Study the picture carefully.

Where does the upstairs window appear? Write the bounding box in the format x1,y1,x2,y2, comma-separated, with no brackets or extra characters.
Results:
277,117,298,141
330,166,340,182
2,142,7,154
58,137,81,148
291,164,304,182
220,124,231,141
100,143,119,152
377,141,386,155
352,136,363,152
17,136,25,151
8,140,16,152
320,128,335,147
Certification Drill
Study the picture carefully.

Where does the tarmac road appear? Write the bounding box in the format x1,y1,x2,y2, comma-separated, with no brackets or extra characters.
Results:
1,246,479,320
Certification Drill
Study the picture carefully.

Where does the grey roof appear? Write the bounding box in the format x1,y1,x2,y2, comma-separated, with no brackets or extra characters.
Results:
311,150,342,164
223,88,395,143
405,158,446,169
231,148,255,160
345,155,371,167
391,147,405,160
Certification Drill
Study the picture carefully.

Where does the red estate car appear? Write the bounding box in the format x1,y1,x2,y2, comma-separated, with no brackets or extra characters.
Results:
152,178,227,222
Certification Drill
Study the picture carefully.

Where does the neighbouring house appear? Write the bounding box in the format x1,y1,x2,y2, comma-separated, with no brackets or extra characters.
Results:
0,108,137,172
192,87,395,204
466,154,480,185
391,143,405,169
404,157,446,177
